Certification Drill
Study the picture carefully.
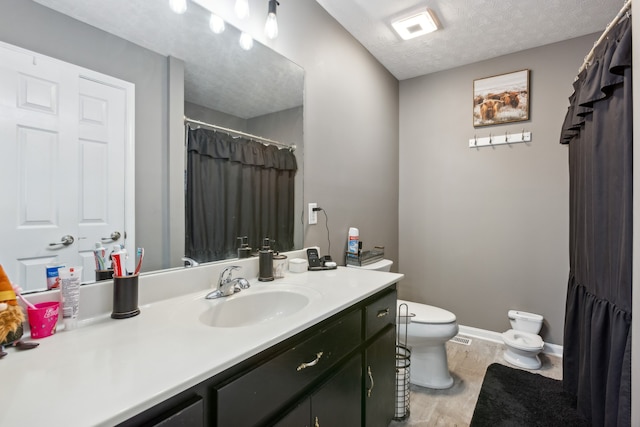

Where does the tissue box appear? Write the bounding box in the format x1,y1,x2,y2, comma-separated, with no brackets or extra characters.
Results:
289,258,307,273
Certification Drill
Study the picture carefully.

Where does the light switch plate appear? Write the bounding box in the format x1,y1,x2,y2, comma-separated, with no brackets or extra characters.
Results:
308,203,317,225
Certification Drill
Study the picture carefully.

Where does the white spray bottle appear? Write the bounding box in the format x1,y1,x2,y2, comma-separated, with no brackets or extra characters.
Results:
348,227,359,254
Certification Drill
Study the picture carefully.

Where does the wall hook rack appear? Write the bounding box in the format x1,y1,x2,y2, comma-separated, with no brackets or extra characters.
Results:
469,130,532,148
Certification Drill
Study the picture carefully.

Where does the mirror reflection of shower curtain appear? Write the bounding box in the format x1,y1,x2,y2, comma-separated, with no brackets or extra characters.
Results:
185,127,297,262
559,16,631,427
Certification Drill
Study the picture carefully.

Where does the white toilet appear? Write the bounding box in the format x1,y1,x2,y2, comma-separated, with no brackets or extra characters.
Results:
348,259,459,389
397,299,458,389
502,310,545,370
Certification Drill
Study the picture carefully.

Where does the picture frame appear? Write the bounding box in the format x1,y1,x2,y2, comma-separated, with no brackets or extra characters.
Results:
473,69,530,127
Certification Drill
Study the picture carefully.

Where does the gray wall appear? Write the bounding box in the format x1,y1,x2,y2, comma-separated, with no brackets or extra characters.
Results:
185,101,248,132
276,1,400,265
398,35,597,345
0,0,170,272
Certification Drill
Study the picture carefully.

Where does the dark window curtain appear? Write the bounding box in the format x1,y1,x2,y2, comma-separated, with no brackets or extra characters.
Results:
185,127,297,262
559,16,632,427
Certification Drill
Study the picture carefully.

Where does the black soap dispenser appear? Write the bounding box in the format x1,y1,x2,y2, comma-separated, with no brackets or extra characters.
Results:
237,236,252,259
258,238,274,282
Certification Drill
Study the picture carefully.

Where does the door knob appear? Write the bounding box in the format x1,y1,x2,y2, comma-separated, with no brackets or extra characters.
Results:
101,231,121,242
49,235,75,247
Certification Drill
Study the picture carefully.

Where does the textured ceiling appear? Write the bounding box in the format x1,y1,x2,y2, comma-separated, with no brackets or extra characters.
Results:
316,0,626,80
32,0,303,119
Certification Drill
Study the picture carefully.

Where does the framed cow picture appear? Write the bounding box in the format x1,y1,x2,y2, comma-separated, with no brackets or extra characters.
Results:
473,69,530,127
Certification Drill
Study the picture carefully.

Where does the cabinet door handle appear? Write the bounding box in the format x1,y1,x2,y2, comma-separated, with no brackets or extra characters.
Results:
367,365,375,397
297,351,323,371
376,308,389,318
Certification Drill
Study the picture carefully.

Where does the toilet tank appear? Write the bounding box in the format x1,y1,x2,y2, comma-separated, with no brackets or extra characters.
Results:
346,259,393,272
508,310,543,334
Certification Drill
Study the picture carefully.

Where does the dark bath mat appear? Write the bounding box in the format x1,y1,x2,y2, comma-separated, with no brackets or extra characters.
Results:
470,363,589,427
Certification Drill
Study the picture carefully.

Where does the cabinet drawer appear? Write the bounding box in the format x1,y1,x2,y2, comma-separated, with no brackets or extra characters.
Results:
215,309,361,426
365,290,397,339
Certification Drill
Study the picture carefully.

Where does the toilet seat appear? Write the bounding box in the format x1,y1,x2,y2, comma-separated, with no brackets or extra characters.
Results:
397,299,456,324
502,329,544,351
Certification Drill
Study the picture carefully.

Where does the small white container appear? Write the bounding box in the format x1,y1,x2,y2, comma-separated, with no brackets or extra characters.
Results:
273,254,288,278
289,258,307,273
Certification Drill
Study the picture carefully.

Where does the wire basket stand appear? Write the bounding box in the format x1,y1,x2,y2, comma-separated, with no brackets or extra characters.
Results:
394,303,412,420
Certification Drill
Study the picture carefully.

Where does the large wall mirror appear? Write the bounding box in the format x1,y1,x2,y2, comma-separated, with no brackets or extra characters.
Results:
1,0,304,292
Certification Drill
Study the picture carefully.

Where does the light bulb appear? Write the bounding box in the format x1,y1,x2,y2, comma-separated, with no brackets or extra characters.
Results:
265,13,278,39
235,0,250,19
169,0,187,14
209,13,225,34
239,32,254,50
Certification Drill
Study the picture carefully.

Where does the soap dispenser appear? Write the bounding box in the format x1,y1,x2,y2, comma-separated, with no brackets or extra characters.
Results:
258,238,274,282
237,236,251,259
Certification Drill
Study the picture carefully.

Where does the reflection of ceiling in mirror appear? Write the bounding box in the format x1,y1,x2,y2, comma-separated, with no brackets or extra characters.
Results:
32,0,303,119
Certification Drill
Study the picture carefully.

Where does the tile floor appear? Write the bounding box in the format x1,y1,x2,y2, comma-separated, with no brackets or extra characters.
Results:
389,337,563,427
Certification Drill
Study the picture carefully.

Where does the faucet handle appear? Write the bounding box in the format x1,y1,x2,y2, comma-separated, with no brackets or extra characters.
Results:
236,278,250,289
220,265,241,283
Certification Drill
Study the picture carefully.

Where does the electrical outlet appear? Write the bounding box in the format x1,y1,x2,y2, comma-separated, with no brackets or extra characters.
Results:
308,202,318,225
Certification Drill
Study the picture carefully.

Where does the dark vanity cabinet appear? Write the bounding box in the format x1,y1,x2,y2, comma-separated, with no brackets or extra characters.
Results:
363,291,397,427
274,354,363,427
118,285,397,427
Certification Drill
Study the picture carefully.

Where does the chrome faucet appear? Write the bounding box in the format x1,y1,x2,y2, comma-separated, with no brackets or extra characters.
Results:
181,257,199,267
205,266,250,299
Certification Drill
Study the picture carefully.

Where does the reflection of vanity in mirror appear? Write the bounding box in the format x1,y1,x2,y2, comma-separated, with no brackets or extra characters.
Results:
0,0,304,292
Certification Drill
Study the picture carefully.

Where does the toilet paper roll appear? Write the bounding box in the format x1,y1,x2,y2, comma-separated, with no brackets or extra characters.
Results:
395,367,409,418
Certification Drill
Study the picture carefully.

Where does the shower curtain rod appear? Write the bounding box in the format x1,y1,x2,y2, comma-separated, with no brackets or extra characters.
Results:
184,116,296,151
578,0,632,73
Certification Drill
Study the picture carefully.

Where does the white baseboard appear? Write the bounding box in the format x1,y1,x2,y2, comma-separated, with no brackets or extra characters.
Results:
457,325,564,358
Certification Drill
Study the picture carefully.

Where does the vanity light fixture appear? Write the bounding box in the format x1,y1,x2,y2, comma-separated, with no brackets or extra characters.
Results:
209,13,225,34
169,0,187,14
265,0,280,40
391,8,440,40
239,32,254,50
235,0,250,19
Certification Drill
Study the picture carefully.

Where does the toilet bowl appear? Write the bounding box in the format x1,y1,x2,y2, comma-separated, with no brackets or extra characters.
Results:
348,259,458,389
502,310,544,370
398,299,458,389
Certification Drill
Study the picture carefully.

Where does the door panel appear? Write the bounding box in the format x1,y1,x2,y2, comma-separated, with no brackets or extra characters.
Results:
311,354,362,427
365,327,396,427
76,77,127,277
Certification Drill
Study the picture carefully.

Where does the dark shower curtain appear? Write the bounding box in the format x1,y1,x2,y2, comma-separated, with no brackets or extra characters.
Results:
559,16,632,427
185,127,297,262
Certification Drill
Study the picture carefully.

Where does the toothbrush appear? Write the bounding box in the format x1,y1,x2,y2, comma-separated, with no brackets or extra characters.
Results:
134,248,144,275
12,283,36,310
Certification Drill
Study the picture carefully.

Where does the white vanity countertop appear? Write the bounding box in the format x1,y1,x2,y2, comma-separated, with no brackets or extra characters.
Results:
0,267,402,427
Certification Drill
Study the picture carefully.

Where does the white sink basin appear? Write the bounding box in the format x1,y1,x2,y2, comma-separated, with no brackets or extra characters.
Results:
199,287,318,328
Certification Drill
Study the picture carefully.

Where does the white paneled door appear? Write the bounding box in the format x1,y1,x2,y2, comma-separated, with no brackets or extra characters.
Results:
0,42,135,291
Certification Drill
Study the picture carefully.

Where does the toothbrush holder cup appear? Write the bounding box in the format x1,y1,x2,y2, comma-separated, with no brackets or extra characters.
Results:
111,275,140,319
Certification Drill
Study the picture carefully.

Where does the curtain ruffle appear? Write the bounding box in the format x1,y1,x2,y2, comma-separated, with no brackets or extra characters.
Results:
187,128,298,171
560,16,631,144
563,274,632,426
